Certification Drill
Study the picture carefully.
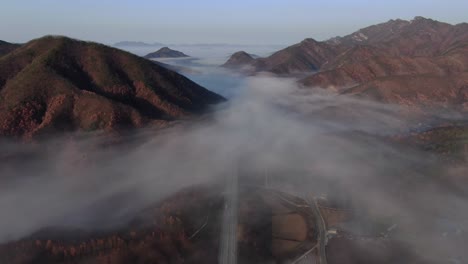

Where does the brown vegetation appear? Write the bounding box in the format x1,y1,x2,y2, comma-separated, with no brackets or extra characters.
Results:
0,36,224,138
0,186,224,264
224,17,468,108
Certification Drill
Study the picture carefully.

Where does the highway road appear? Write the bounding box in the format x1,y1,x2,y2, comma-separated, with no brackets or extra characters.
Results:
219,170,239,264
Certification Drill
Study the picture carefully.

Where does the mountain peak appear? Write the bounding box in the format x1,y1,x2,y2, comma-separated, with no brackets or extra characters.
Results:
413,16,428,21
144,47,189,59
222,51,255,68
232,51,254,58
301,38,320,44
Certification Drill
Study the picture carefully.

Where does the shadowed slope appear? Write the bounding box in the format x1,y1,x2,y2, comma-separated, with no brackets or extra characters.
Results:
0,40,21,57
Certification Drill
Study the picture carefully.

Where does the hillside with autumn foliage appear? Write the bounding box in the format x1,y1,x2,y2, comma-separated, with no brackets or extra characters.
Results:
0,36,224,138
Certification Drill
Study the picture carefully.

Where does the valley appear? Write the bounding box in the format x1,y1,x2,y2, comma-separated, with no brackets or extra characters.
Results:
1,13,468,264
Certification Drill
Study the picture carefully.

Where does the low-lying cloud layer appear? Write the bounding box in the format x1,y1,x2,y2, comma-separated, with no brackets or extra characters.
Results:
1,73,467,262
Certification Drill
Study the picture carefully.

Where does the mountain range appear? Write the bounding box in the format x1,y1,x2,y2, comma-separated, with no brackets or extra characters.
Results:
225,17,468,108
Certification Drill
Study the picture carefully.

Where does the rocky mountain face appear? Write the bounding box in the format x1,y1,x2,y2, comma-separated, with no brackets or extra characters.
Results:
327,17,468,56
0,36,224,138
0,40,21,57
254,38,343,74
144,47,189,59
227,38,343,74
225,17,468,107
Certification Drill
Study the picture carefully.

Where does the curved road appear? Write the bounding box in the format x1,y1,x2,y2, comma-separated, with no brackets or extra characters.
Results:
305,195,328,264
276,191,328,264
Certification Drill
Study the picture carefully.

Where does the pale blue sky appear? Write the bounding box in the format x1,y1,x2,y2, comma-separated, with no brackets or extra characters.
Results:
1,0,467,45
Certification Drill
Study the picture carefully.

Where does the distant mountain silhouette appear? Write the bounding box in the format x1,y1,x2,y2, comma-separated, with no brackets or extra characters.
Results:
144,47,190,59
0,36,224,138
0,40,21,57
114,41,165,47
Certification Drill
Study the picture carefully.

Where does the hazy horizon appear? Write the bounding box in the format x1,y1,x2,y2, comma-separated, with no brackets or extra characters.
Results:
1,0,467,45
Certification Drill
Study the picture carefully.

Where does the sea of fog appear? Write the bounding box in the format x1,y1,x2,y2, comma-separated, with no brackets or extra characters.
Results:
117,44,284,98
